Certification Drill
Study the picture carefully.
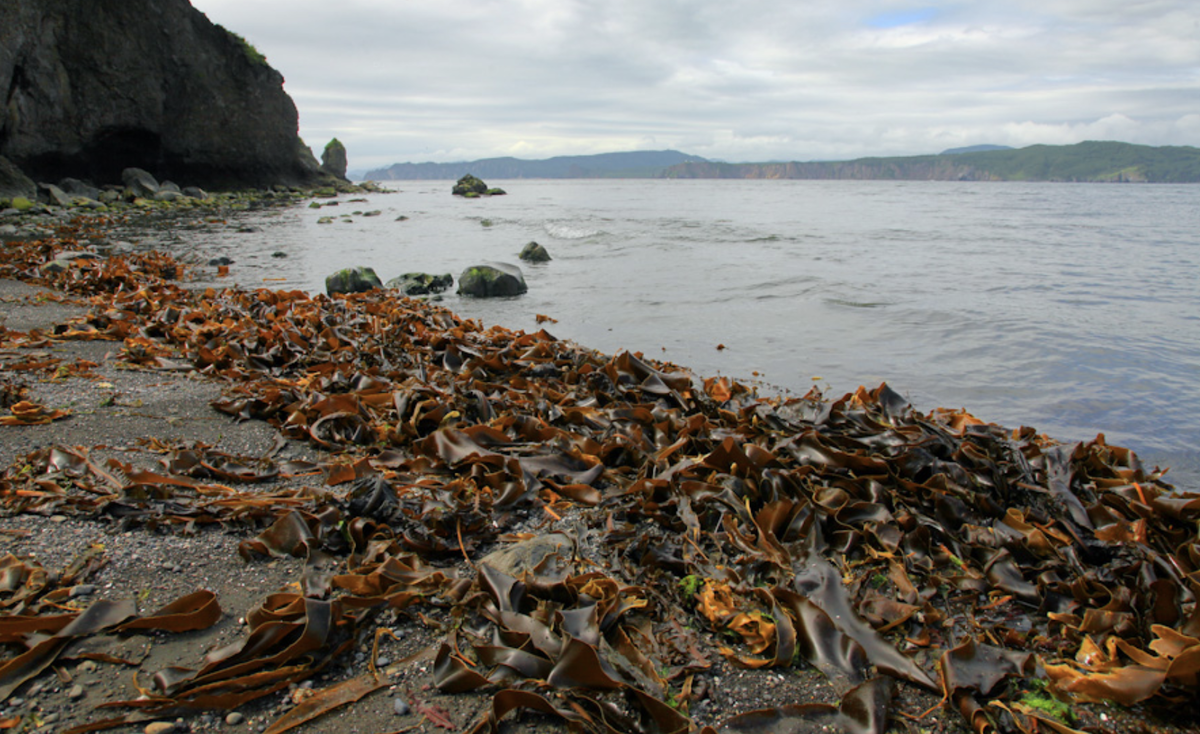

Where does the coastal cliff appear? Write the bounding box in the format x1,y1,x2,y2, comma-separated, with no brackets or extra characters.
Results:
0,0,321,188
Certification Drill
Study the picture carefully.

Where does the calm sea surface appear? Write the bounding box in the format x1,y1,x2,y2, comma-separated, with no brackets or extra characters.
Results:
172,179,1200,488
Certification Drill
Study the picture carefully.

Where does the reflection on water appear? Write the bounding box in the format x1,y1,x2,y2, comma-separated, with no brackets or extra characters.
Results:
165,180,1200,488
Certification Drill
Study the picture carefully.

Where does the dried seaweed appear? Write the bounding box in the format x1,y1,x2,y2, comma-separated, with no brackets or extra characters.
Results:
2,223,1198,732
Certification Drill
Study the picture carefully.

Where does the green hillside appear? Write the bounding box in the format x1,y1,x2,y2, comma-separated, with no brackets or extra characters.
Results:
662,141,1200,183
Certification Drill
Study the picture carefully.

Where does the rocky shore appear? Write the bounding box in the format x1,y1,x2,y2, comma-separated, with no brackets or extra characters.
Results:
2,197,1199,734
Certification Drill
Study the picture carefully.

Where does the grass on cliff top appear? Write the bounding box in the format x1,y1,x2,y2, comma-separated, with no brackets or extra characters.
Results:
219,26,268,66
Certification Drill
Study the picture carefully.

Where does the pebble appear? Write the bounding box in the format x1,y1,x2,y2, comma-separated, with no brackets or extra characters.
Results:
225,712,245,725
376,657,391,667
393,698,410,716
69,584,96,598
78,660,98,673
67,684,85,699
144,723,175,734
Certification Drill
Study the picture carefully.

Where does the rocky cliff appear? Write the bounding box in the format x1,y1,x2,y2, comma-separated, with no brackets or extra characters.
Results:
0,0,321,189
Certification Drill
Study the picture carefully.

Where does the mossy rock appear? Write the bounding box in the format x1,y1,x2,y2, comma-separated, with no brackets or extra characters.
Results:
452,174,489,196
458,263,528,298
519,241,551,263
485,188,507,196
326,267,382,295
385,272,454,296
10,197,34,212
313,187,338,198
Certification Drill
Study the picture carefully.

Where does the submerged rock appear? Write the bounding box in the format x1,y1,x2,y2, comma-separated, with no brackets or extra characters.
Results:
385,272,454,297
519,241,551,263
458,263,528,298
326,267,382,295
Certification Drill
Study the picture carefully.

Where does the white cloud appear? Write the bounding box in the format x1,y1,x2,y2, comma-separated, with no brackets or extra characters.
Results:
189,0,1200,169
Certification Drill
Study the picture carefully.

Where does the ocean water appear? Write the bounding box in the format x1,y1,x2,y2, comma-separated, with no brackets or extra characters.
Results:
174,179,1200,488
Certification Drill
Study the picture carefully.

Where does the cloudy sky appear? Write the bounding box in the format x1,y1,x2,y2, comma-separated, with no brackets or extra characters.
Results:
189,0,1199,172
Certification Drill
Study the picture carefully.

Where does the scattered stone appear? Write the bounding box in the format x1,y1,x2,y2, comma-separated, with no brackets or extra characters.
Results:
225,712,245,725
158,181,182,194
308,201,322,209
317,216,334,224
153,190,184,203
326,266,382,295
458,263,528,298
68,584,96,597
182,186,208,200
236,225,260,233
393,698,410,716
480,532,575,577
271,251,288,258
519,241,551,263
362,210,382,217
67,684,85,699
385,272,453,297
208,256,234,266
395,215,409,221
78,660,98,673
144,722,175,734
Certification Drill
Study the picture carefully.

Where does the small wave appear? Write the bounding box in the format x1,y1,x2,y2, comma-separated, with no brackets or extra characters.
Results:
543,221,603,239
745,234,781,243
825,298,893,309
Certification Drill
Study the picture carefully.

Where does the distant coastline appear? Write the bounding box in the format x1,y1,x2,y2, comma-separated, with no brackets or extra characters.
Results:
364,141,1200,183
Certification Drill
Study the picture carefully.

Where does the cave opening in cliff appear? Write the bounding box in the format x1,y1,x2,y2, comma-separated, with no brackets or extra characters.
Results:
86,127,163,184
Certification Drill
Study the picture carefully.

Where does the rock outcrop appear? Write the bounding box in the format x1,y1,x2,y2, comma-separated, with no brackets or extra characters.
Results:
0,0,322,189
0,156,36,198
321,139,348,180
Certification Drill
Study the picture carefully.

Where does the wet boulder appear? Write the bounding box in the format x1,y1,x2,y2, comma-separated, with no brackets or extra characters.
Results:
519,241,551,263
385,272,454,297
458,263,528,298
122,168,160,198
325,266,382,295
452,174,489,197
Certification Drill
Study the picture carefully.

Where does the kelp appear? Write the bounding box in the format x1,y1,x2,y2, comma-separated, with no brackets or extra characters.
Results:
2,223,1199,733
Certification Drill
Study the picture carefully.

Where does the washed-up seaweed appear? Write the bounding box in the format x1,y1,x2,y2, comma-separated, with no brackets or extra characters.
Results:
2,223,1199,733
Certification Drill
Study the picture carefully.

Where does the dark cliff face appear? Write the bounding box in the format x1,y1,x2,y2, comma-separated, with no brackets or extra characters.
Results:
0,0,321,188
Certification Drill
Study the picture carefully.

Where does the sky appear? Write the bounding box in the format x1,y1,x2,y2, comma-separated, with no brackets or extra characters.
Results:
188,0,1200,172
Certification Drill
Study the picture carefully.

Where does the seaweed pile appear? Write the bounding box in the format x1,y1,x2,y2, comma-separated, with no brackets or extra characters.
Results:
2,219,1199,734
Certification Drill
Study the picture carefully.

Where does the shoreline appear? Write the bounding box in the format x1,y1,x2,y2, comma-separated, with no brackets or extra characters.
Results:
2,201,1198,734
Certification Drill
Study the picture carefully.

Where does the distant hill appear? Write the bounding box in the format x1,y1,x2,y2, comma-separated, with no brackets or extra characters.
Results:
940,144,1013,155
661,142,1200,183
365,150,707,180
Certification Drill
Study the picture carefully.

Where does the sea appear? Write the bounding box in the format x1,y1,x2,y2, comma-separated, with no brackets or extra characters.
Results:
173,179,1200,489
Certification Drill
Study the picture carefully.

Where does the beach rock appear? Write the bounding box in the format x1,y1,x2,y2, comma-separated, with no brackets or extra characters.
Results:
59,178,102,202
208,256,234,266
182,186,208,200
519,241,551,262
0,0,321,188
321,138,348,180
0,156,36,198
480,532,575,577
385,272,453,297
458,263,528,298
153,190,185,202
452,174,489,197
10,196,36,212
326,267,382,295
122,168,160,198
37,183,74,207
158,181,182,194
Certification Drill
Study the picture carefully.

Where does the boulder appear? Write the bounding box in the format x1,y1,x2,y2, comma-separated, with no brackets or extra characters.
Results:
59,178,102,201
122,168,160,198
326,267,382,295
385,272,453,297
452,174,489,197
0,0,321,188
321,139,348,180
458,263,528,298
158,180,182,194
182,186,209,200
0,156,36,199
37,183,73,207
519,241,551,263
